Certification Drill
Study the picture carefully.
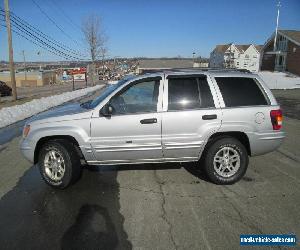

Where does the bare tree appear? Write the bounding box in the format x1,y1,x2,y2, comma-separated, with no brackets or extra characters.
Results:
81,14,107,85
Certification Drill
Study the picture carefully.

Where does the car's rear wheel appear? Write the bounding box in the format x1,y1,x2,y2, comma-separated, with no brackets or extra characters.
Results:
203,137,248,184
38,140,81,189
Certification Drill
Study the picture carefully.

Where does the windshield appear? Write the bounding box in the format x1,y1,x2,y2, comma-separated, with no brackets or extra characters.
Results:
88,76,135,109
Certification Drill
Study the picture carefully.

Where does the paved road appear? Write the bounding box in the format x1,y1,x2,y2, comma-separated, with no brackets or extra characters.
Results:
0,90,299,249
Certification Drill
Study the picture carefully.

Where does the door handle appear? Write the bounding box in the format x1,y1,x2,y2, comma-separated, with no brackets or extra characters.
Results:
202,114,217,120
140,118,157,124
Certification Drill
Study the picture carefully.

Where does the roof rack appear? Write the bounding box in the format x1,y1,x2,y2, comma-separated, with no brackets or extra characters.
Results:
181,67,251,73
139,67,252,74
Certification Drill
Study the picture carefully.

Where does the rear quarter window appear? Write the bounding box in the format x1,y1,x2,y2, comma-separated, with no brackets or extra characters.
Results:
215,77,269,107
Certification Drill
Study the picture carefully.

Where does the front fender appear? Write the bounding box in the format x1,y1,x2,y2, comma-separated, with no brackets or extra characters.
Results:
22,121,95,163
28,125,89,146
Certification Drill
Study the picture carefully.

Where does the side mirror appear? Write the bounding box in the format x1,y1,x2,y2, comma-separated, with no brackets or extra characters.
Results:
100,104,114,117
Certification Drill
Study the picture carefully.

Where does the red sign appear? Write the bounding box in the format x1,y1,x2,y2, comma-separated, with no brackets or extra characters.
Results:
68,67,87,75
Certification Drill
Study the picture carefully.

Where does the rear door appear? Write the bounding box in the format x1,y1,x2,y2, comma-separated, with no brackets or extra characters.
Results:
161,75,222,161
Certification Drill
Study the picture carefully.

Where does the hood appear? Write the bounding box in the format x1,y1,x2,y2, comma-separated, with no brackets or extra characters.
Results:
28,102,91,124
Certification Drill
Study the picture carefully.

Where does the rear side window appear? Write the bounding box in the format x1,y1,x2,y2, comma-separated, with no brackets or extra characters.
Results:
215,77,268,107
168,77,214,111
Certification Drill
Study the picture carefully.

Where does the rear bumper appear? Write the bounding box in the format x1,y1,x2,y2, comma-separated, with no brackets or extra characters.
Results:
247,131,285,156
20,138,34,163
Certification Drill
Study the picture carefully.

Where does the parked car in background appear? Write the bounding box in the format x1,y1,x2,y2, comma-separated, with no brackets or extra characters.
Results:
20,70,285,188
0,81,12,97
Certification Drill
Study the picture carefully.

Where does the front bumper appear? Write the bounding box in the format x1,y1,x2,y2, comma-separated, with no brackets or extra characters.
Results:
20,138,34,163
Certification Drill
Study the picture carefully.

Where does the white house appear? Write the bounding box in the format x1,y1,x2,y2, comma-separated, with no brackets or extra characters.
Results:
210,43,263,72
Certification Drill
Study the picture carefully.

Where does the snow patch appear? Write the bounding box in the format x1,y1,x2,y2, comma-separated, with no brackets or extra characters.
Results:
108,80,118,84
0,85,102,128
258,71,300,89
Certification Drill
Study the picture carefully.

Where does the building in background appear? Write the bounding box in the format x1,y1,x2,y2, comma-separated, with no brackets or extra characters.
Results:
260,30,300,76
0,70,56,87
136,59,194,74
193,58,209,68
210,44,262,72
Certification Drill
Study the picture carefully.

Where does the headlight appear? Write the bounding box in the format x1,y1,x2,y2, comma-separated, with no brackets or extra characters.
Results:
23,125,30,138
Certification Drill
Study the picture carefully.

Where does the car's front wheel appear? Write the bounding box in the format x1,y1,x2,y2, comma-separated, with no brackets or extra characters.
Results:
38,140,81,189
203,137,249,184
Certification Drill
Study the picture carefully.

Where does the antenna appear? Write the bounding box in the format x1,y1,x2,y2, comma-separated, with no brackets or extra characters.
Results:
273,1,281,51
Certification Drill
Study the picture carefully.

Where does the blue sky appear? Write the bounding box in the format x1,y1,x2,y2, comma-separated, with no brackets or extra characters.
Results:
0,0,300,61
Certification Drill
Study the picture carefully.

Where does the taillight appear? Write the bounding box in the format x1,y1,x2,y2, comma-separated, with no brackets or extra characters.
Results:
270,109,283,130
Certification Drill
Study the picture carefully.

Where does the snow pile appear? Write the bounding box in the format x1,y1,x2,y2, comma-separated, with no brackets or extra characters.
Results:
108,80,118,84
0,85,102,128
258,71,300,89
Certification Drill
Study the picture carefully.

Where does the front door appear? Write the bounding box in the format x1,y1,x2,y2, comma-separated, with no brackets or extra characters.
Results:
275,54,286,71
90,78,163,164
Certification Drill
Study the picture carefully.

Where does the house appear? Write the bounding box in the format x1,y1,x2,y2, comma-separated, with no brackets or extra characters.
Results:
0,70,56,87
210,43,262,72
193,58,209,68
260,30,300,76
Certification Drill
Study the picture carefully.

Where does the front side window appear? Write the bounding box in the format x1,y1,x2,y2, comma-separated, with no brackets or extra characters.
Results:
168,77,214,111
215,77,268,107
110,79,160,114
89,76,135,109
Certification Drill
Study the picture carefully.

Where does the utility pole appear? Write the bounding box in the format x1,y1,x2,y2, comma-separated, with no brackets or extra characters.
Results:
84,72,88,88
4,0,17,100
273,1,281,51
230,44,233,68
72,74,75,91
37,51,43,71
22,50,27,81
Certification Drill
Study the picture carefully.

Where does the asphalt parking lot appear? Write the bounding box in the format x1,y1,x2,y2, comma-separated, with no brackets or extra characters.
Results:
0,89,299,249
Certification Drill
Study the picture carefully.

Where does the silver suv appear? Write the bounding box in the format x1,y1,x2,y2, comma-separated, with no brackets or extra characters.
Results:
20,70,285,188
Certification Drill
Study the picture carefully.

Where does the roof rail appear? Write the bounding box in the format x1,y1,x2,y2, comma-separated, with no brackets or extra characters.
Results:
139,67,252,74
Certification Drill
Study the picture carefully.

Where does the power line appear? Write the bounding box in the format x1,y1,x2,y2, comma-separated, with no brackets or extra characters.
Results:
0,18,86,61
0,15,82,60
31,0,82,48
10,10,86,57
48,0,82,33
0,10,87,58
0,13,82,56
0,23,77,60
0,4,90,62
0,24,81,60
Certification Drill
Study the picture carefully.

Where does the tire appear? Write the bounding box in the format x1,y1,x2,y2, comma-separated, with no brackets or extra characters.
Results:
38,139,81,189
203,137,248,185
